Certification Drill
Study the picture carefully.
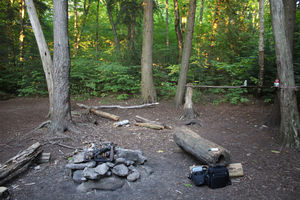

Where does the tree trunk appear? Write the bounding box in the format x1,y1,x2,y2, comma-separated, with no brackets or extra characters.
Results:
25,0,53,117
283,0,296,51
73,0,92,57
174,127,231,165
181,85,198,120
73,0,78,55
141,0,157,103
106,0,120,53
174,0,196,107
173,0,183,62
166,0,169,48
51,0,72,133
258,0,264,95
199,0,204,24
19,0,25,62
96,0,100,60
270,0,300,150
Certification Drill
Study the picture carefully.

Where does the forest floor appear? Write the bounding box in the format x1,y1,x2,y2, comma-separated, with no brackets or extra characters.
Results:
0,97,300,200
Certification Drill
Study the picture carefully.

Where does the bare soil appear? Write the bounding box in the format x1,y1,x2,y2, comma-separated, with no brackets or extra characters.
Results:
0,97,300,200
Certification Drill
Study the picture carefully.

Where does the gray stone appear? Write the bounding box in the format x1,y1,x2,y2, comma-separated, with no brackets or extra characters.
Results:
106,162,115,168
83,167,99,180
77,176,125,192
95,163,109,175
0,187,9,200
73,170,87,183
106,171,112,176
137,165,154,178
112,164,129,177
115,147,147,164
115,158,126,164
65,161,96,170
128,165,135,171
125,160,135,166
127,170,140,182
72,152,85,163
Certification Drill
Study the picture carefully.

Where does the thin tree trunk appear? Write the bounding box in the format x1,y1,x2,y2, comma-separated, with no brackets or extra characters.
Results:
141,0,157,103
25,0,53,117
270,0,300,150
73,0,78,55
258,0,264,95
174,0,183,62
166,0,169,48
73,0,92,57
211,0,221,48
199,0,204,24
105,0,120,52
52,0,72,133
19,0,25,62
96,0,100,60
174,0,197,107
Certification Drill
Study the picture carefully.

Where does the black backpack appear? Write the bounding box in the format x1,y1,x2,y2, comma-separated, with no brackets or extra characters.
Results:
205,165,231,189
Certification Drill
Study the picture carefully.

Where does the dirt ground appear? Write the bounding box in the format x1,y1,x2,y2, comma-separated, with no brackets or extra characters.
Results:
0,97,300,200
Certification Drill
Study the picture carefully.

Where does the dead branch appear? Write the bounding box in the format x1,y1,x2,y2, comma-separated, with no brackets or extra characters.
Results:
90,108,119,121
135,122,164,130
135,115,172,129
76,102,159,110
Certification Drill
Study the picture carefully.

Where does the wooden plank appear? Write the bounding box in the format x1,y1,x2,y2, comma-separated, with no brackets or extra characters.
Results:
227,163,244,178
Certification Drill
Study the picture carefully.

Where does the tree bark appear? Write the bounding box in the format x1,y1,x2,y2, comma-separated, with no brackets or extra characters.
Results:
258,0,264,95
51,0,72,133
173,0,183,62
283,0,296,51
174,0,196,107
270,0,300,150
199,0,204,24
141,0,157,103
25,0,53,117
166,0,169,48
181,85,198,119
96,0,100,60
105,0,120,53
174,127,231,165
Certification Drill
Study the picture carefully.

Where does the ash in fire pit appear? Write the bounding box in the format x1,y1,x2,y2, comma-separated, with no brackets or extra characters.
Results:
65,143,150,192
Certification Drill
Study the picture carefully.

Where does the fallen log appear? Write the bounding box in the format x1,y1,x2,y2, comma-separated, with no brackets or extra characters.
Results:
173,127,231,165
77,102,159,110
135,115,172,129
90,108,119,121
135,122,164,130
0,142,42,185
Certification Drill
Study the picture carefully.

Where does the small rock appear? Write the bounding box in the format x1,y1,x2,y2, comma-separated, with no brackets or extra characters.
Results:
77,176,125,192
83,167,99,180
73,170,87,183
95,163,109,176
137,165,154,178
72,152,85,163
127,170,140,182
106,162,115,168
66,161,96,170
128,165,135,171
125,160,135,166
115,158,126,164
112,164,129,177
0,187,9,200
106,171,112,176
34,165,40,170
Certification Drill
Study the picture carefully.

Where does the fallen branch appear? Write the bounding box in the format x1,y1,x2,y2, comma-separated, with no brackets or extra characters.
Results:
77,102,159,110
135,115,171,129
0,142,42,185
90,108,119,121
135,122,164,130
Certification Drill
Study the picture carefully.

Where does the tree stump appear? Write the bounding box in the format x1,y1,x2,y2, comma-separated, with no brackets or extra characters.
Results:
173,127,231,165
180,85,198,120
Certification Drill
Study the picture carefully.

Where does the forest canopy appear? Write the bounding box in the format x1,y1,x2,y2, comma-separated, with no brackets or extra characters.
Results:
1,0,300,104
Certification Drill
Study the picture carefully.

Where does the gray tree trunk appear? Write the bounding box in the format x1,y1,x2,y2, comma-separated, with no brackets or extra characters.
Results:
258,0,264,95
51,0,72,133
174,0,197,108
270,0,300,150
141,0,157,103
173,0,183,62
25,0,53,117
105,0,120,53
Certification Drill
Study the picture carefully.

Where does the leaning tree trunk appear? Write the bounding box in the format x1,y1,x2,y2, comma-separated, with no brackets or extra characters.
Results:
51,0,72,133
174,0,196,108
258,0,264,95
173,0,183,63
25,0,53,117
270,0,300,150
141,0,157,103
